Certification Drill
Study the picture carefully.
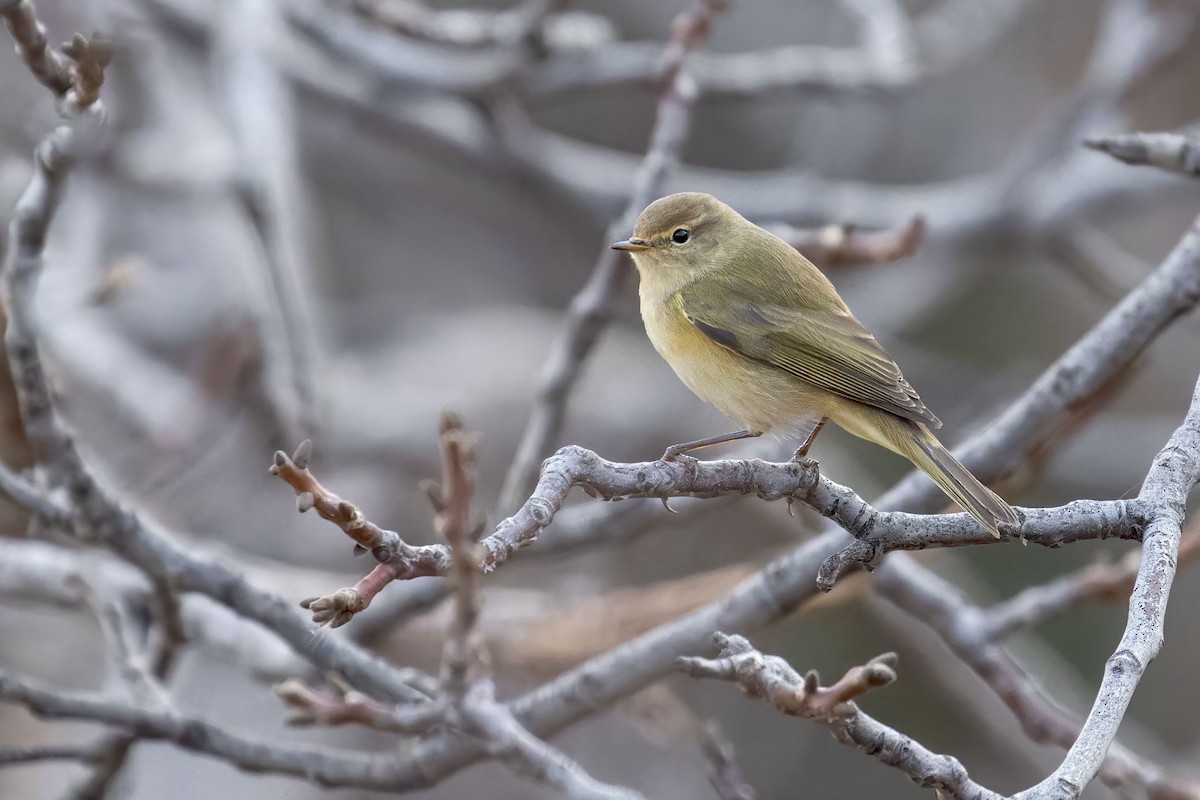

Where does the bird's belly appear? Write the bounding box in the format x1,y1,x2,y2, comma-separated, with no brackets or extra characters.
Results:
643,302,826,436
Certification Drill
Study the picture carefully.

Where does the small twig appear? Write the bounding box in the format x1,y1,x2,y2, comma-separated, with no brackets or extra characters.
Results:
977,530,1200,643
767,216,925,269
698,721,756,800
269,415,645,797
0,1,111,108
432,411,488,703
274,676,442,734
1,0,68,96
679,634,997,800
271,440,451,626
0,746,102,766
345,0,585,51
1087,131,1200,178
217,0,322,440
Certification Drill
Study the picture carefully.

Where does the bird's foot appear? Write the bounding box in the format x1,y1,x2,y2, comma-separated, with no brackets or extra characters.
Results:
791,455,820,485
790,446,819,465
661,444,698,462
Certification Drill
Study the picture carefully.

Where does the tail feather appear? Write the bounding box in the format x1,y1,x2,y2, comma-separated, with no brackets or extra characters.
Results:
904,426,1018,537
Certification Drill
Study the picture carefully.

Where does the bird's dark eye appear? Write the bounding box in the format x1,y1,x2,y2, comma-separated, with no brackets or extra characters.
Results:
671,228,690,244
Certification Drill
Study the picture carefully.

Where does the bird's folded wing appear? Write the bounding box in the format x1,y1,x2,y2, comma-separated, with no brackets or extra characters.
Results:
675,281,942,428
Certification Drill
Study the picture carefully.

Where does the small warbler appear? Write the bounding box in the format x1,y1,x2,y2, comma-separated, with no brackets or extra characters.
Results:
613,192,1017,536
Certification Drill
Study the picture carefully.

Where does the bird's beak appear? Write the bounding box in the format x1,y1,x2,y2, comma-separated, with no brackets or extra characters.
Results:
610,238,650,252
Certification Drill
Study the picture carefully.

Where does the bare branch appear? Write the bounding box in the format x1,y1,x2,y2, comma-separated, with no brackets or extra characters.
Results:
217,0,322,439
698,721,757,800
767,216,925,269
432,411,487,703
273,676,441,734
1087,131,1200,178
680,634,998,800
0,746,102,766
0,0,72,95
345,0,590,51
986,527,1200,642
0,669,409,789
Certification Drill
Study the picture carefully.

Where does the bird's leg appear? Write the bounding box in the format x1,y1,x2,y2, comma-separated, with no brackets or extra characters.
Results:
791,417,827,462
662,430,762,461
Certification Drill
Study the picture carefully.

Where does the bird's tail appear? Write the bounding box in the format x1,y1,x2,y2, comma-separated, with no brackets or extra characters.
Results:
900,423,1018,537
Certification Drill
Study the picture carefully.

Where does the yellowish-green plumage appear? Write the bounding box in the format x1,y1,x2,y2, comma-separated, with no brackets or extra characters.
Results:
614,192,1017,536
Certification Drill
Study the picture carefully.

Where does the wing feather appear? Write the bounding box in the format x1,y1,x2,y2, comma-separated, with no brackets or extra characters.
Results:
676,278,941,428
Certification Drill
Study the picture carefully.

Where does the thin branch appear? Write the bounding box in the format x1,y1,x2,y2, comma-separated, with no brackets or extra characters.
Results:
273,675,442,734
435,413,643,800
698,721,757,800
433,411,487,704
0,746,102,766
977,528,1200,643
63,575,185,800
0,670,407,789
217,0,322,440
766,216,925,269
679,634,998,800
0,0,72,95
1086,132,1200,178
497,0,726,512
345,0,584,51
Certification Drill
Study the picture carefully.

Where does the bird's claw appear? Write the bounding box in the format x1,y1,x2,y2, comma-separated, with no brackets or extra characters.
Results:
661,445,696,462
790,447,817,464
660,497,678,513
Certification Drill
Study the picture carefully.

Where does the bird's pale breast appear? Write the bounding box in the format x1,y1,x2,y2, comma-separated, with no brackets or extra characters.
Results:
641,292,828,436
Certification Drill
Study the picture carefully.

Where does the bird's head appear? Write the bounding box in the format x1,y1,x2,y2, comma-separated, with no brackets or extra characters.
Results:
611,192,744,288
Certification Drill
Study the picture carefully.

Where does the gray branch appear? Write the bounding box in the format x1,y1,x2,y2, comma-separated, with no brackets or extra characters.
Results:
679,633,999,800
1086,131,1200,177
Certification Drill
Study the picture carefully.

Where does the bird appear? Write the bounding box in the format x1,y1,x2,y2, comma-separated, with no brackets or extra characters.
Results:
611,191,1018,536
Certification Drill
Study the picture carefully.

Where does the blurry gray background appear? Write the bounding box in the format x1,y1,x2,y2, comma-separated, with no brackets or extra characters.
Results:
2,0,1200,797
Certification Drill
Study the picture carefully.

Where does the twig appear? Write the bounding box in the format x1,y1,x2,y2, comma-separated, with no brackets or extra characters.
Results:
432,411,487,703
0,1,112,107
679,634,998,800
767,216,925,269
0,669,409,789
0,746,102,766
497,0,726,512
217,0,322,441
64,575,185,800
698,721,757,800
1087,132,1200,178
345,0,586,51
977,529,1200,643
274,675,442,734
